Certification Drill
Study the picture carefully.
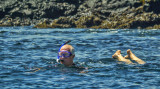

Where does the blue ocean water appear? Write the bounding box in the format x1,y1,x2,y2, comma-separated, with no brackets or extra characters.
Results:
0,27,160,89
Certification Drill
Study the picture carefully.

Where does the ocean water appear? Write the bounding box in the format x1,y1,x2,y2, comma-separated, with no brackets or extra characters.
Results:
0,27,160,89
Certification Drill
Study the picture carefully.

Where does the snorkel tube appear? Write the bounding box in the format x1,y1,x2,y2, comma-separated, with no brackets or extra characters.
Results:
57,40,71,63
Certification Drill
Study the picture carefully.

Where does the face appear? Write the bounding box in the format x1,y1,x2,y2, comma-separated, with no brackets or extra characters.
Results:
59,45,75,66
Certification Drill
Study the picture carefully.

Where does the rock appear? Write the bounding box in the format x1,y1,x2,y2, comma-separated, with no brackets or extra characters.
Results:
22,9,33,16
75,15,102,28
49,16,76,28
0,0,160,29
0,9,6,19
143,0,160,14
10,11,24,18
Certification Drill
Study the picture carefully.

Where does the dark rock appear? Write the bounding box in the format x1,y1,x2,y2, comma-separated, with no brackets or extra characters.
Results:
133,2,142,8
143,1,160,14
0,9,6,19
10,11,24,18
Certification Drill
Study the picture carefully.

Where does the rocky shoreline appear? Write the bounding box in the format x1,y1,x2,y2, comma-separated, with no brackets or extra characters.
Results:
0,0,160,29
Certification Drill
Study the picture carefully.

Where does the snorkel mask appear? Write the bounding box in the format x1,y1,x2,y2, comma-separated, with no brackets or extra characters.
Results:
57,40,71,63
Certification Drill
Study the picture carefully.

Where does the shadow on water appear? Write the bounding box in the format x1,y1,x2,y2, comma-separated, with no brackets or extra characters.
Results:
0,27,160,88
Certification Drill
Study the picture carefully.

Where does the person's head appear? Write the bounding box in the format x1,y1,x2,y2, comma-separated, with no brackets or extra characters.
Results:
58,44,75,66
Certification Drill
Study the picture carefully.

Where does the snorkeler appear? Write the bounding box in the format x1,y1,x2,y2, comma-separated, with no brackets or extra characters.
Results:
112,49,146,64
57,40,146,66
57,40,75,67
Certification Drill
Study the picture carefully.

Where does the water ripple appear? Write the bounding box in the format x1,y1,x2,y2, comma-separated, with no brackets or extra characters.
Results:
0,27,160,88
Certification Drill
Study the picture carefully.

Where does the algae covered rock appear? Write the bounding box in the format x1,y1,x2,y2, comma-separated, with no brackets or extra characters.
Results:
75,15,102,28
33,19,49,28
50,16,76,28
34,16,76,28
